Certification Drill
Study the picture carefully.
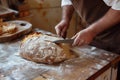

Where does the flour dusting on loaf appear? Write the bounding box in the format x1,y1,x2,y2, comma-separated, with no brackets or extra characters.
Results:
20,32,75,64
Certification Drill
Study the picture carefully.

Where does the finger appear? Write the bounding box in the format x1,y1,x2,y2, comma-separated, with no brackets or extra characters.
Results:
78,39,85,46
55,26,61,36
72,33,80,46
61,26,68,38
62,31,67,39
71,36,77,46
71,35,76,39
72,36,80,46
71,33,78,39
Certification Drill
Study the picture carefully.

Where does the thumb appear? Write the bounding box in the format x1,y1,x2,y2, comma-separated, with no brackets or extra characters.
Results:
71,34,77,39
71,34,78,46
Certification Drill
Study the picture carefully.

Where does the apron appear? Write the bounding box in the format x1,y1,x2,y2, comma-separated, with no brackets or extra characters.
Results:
71,0,120,54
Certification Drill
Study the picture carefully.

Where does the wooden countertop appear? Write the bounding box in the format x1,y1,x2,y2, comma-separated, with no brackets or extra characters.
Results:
0,29,120,80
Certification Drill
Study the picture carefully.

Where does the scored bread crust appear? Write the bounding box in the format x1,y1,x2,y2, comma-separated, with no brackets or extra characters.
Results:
20,32,75,64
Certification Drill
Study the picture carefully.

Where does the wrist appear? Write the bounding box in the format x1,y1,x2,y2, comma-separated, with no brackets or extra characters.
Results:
61,19,70,25
86,22,103,37
85,27,98,38
61,17,71,23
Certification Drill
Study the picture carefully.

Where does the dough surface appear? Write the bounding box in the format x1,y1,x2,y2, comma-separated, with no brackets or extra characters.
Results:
20,32,75,64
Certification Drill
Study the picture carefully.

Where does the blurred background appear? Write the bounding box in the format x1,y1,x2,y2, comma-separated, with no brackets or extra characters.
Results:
0,0,83,38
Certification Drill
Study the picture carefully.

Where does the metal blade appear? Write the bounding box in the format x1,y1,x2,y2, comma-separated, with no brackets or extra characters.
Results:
53,39,74,44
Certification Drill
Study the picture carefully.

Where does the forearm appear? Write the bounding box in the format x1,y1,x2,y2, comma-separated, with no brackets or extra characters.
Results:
62,5,74,23
87,8,120,37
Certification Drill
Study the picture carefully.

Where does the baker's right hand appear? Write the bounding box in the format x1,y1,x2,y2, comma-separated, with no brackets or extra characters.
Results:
55,20,70,38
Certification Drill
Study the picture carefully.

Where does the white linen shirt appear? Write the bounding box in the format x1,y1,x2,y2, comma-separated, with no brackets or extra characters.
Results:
61,0,72,6
61,0,120,10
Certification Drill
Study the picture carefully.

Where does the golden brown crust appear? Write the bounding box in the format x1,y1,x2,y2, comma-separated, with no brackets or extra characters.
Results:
22,32,42,43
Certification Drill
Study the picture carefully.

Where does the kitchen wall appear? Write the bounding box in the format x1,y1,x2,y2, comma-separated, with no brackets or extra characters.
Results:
26,0,81,38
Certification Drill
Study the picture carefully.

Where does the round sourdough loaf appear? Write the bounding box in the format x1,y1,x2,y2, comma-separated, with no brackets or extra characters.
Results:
20,32,74,64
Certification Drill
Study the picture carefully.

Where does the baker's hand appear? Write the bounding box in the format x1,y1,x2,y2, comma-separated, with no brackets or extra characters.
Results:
72,28,96,46
55,20,69,38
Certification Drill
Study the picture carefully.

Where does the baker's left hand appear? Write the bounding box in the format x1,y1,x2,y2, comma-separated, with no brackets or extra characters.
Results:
72,28,96,46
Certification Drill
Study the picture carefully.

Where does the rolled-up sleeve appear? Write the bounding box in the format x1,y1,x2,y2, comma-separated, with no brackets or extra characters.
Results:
61,0,72,6
103,0,120,10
